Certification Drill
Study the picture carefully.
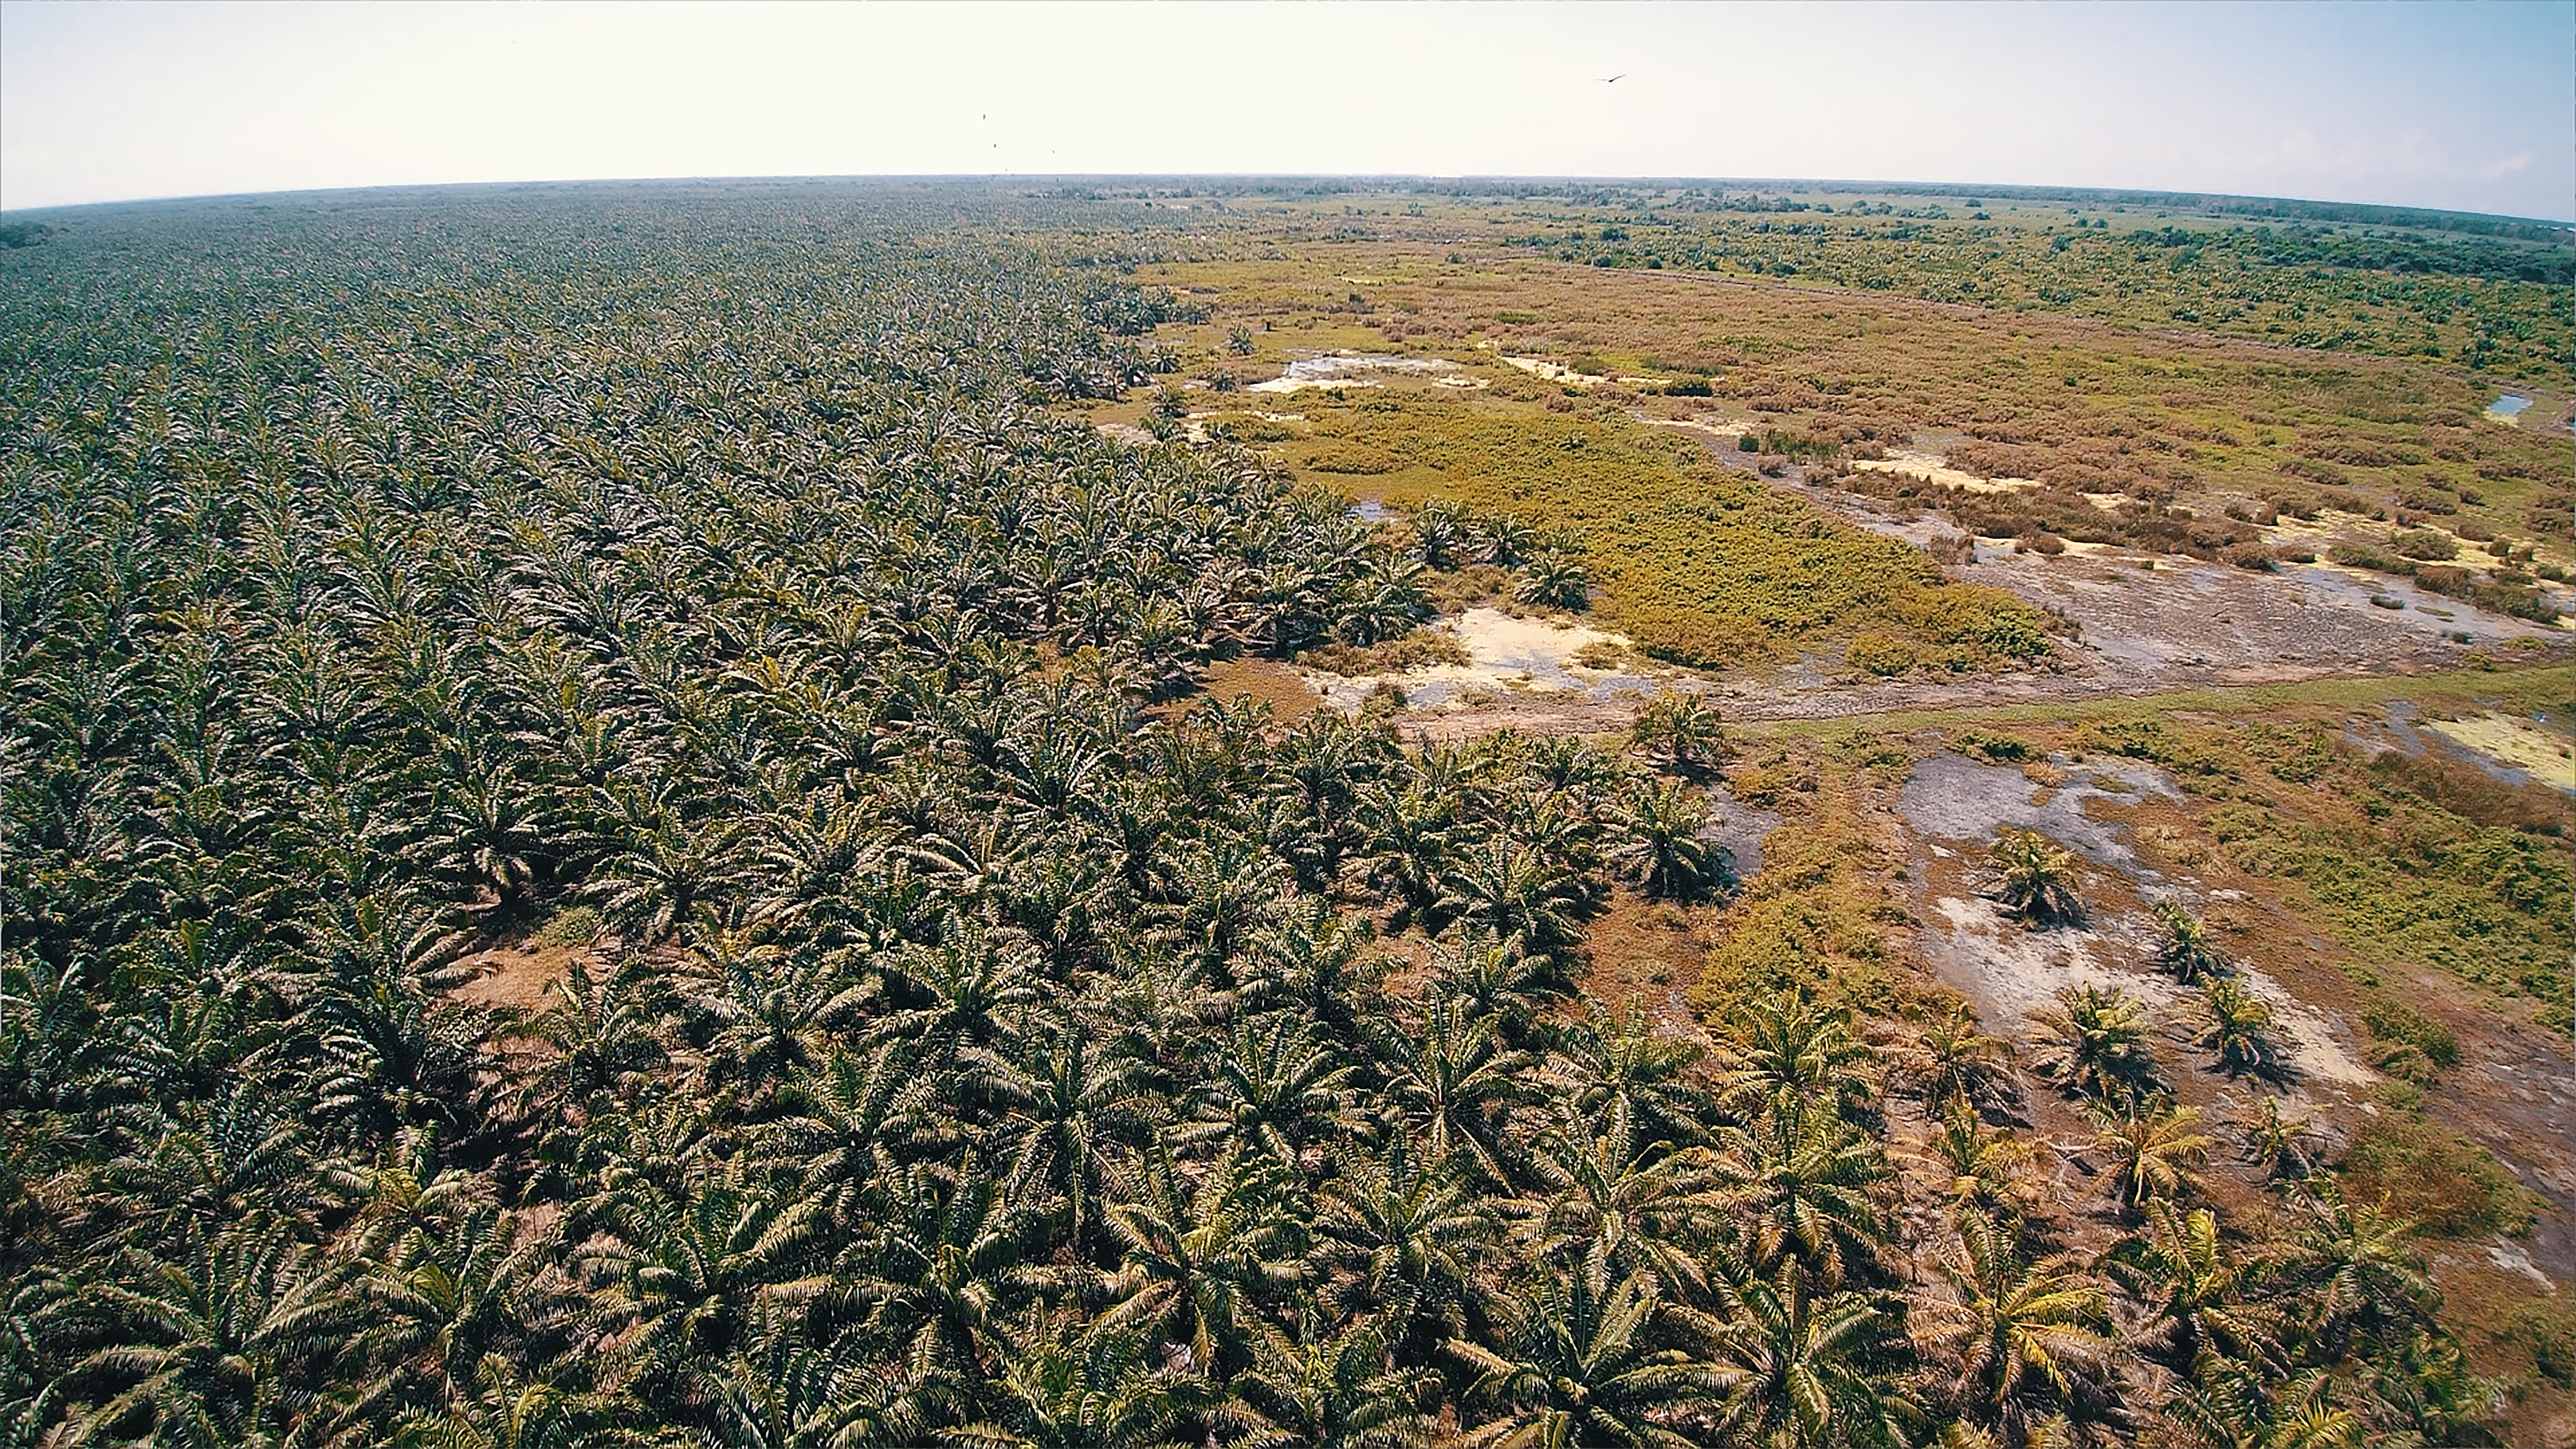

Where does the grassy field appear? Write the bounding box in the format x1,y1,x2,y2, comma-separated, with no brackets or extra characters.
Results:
1113,193,2573,576
1276,388,2055,669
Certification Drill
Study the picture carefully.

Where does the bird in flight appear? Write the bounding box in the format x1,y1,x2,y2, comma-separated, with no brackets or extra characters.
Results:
1602,74,1625,83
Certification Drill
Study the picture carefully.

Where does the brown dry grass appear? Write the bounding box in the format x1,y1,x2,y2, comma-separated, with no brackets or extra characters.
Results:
448,936,594,1012
1192,656,1325,722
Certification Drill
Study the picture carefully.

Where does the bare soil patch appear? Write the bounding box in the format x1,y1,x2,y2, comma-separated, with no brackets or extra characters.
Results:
447,934,596,1012
1196,656,1326,722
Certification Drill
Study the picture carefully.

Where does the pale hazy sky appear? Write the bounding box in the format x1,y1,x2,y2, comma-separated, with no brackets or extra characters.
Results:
4,0,2571,220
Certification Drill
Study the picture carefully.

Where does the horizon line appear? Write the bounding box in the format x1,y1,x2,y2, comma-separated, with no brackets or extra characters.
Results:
7,172,2571,231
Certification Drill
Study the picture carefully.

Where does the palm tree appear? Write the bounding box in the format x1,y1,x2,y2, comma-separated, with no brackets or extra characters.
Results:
851,1159,1043,1389
1511,552,1590,611
2024,986,2160,1105
1713,996,1875,1119
1408,501,1472,570
1447,1262,1735,1449
582,1169,834,1401
2353,1330,2503,1448
1920,1208,2114,1447
2237,1098,2322,1185
2085,1095,2212,1212
1522,1098,1727,1302
980,1020,1154,1252
1921,1099,2036,1218
687,1316,957,1449
760,1041,961,1222
1713,1089,1893,1288
679,931,874,1104
967,1315,1247,1449
1702,1254,1916,1449
341,1200,556,1422
415,764,563,914
1434,837,1588,961
1888,1009,2019,1118
2104,1201,2284,1372
507,953,668,1125
586,810,752,946
2148,901,2230,984
1613,781,1719,902
871,917,1042,1062
1369,997,1533,1187
382,1354,647,1449
1353,784,1457,930
2194,979,2284,1082
1314,1146,1495,1353
1177,1017,1369,1170
1987,832,2082,927
1237,1317,1437,1449
2164,1355,2361,1449
60,1220,349,1446
1100,1147,1304,1374
1626,695,1728,776
1545,1000,1712,1152
2287,1183,2431,1358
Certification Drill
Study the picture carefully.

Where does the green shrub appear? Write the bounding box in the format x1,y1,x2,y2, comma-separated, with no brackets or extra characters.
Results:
1298,628,1470,676
535,905,602,947
2512,1300,2576,1389
1951,729,2035,763
2388,529,2459,561
2071,719,2236,778
2341,1114,2538,1238
1845,631,1919,676
2362,997,2460,1071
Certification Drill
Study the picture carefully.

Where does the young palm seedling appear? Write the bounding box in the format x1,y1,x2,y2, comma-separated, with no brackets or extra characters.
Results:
1988,830,2084,927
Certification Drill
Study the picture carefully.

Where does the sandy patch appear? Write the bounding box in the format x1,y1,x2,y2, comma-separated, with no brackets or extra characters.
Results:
1928,895,2170,1026
1923,895,2375,1088
1194,657,1325,722
1853,449,2041,494
449,937,595,1011
2425,712,2576,791
1640,414,1749,442
1501,356,1669,389
1249,353,1460,394
1899,752,2180,877
2262,510,2536,579
1303,607,1677,714
1504,356,1608,386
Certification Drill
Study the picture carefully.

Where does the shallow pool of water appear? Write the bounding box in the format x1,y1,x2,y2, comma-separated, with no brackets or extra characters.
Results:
2488,393,2532,416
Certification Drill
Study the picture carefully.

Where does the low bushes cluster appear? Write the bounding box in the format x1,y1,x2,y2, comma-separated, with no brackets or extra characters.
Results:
1287,399,2063,674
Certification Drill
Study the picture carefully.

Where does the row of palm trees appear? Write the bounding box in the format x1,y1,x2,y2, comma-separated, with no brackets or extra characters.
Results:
0,185,2502,1445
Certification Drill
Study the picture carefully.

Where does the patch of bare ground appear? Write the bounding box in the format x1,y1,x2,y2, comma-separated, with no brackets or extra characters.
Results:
1192,656,1325,722
447,933,597,1013
2437,1253,2576,1448
1570,890,1720,1049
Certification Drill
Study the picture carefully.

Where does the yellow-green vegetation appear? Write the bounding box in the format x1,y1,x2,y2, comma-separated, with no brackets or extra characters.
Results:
1502,193,2573,386
1690,760,1909,1017
2343,1093,2543,1238
2043,710,2573,1029
1131,190,2573,571
1733,660,2573,737
1281,393,2057,670
1295,626,1470,676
